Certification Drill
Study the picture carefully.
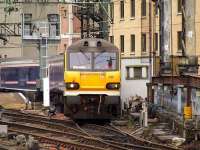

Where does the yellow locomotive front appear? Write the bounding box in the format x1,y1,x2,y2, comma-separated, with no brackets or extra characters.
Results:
64,38,121,119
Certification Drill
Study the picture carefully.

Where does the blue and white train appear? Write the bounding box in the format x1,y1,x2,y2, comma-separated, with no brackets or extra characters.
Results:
0,55,64,108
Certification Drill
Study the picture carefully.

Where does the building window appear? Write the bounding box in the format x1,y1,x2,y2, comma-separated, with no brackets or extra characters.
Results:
110,2,114,22
141,33,146,52
131,34,135,52
24,14,32,36
154,33,158,51
24,13,32,22
48,14,60,37
120,35,124,53
130,0,135,17
178,0,182,13
120,0,124,19
134,67,142,79
126,66,148,80
110,36,114,44
177,31,183,51
141,0,146,17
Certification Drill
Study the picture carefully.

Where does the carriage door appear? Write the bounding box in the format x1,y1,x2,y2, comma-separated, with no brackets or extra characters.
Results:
18,68,28,88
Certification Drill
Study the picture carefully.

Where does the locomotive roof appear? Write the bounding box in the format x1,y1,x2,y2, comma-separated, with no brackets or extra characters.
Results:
67,38,119,52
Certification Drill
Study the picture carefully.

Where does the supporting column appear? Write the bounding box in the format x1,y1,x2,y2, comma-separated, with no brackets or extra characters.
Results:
187,87,191,107
183,0,196,57
159,0,172,73
177,85,183,114
154,85,158,105
158,83,164,107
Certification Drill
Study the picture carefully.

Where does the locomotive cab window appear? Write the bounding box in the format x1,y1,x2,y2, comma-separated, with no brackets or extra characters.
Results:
69,52,92,70
68,51,118,71
94,52,117,70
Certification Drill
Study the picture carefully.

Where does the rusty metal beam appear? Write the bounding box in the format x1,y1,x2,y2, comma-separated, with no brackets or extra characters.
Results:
152,75,200,88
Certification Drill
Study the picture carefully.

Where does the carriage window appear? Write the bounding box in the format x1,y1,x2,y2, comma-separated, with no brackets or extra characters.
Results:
69,52,92,70
5,68,18,81
94,52,117,70
29,67,39,81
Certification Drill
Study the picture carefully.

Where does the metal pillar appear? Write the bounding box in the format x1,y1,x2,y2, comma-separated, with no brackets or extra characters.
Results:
159,0,172,74
39,36,50,107
68,4,73,45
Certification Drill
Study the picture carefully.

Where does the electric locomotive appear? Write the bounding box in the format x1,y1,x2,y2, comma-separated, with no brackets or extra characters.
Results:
63,38,121,119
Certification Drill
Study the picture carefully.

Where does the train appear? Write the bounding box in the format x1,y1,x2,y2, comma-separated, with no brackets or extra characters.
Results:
0,38,121,119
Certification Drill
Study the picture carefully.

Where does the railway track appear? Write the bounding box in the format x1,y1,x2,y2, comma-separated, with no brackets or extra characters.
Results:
80,124,181,150
1,110,86,136
0,109,181,150
0,110,129,150
1,109,75,126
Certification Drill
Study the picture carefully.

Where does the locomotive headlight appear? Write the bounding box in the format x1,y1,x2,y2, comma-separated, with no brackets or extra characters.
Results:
66,82,79,90
106,83,120,90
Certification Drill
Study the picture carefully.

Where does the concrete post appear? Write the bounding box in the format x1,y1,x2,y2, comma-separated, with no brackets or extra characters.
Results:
140,102,148,127
143,102,148,127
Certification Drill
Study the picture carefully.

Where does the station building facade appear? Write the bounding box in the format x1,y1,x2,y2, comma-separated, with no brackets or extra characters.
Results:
109,0,155,103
